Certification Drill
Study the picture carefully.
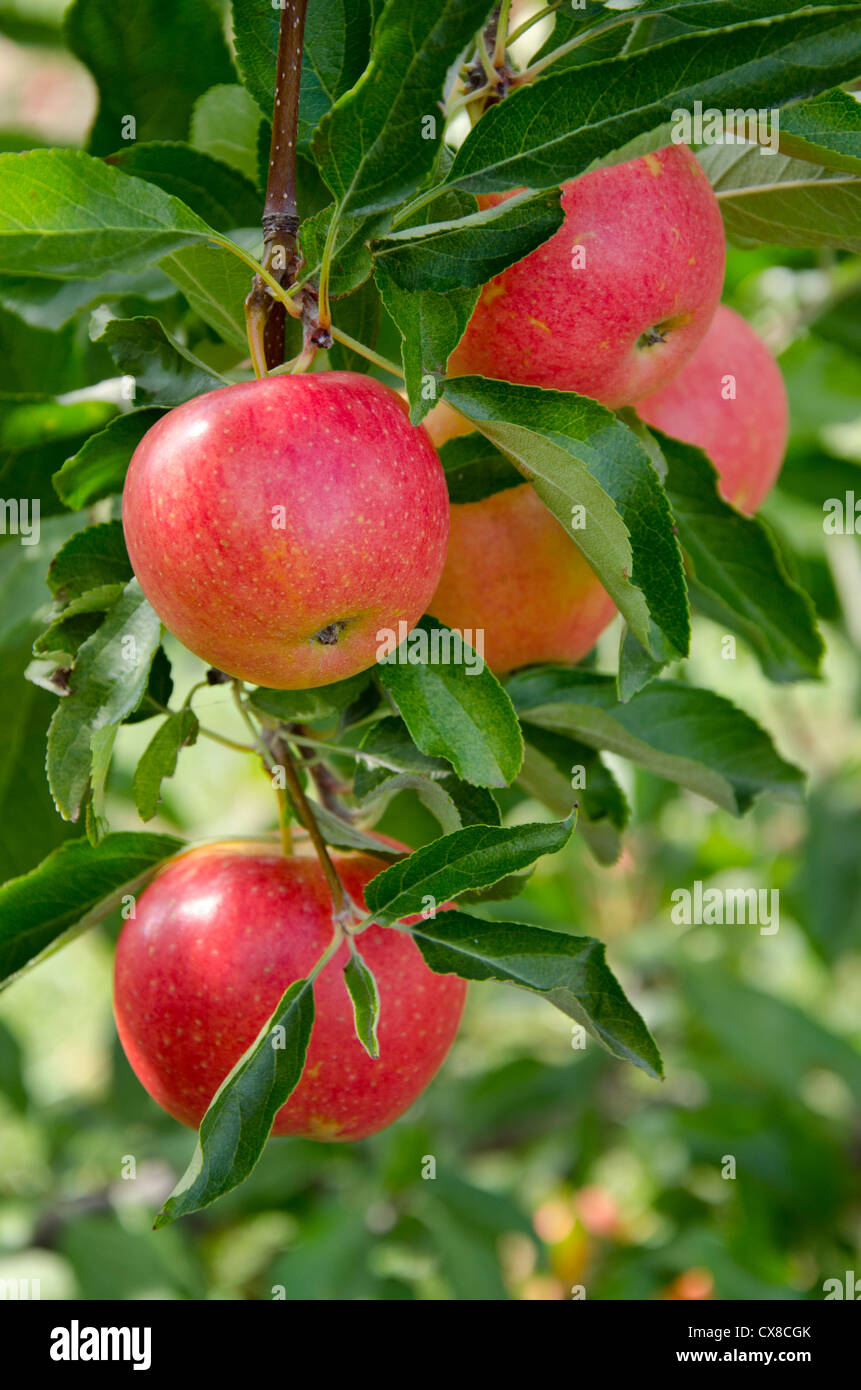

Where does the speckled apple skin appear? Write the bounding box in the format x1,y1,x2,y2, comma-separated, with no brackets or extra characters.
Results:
449,145,726,408
429,484,616,674
114,843,467,1141
121,373,449,689
637,303,789,514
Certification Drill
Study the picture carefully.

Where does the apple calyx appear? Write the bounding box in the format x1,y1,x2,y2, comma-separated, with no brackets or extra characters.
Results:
312,620,349,645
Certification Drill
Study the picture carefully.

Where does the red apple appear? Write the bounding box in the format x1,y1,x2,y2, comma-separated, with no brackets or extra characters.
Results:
429,483,616,674
448,145,726,408
122,372,450,689
113,842,467,1141
637,303,789,514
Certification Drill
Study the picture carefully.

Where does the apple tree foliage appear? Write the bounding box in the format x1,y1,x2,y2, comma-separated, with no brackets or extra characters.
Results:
0,0,859,1221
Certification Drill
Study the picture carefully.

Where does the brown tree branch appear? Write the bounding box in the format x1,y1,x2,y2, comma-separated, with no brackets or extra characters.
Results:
244,0,309,372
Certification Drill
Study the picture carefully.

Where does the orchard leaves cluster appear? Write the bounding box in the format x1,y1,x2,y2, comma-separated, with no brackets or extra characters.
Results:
0,0,859,1221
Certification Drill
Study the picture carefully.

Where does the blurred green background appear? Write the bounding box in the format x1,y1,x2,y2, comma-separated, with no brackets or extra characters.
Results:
0,0,860,1301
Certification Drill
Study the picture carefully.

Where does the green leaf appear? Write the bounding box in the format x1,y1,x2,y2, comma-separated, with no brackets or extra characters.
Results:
47,521,132,601
190,83,264,184
354,716,501,834
375,189,564,292
657,432,824,682
446,8,861,193
232,0,374,151
518,724,629,867
355,715,449,784
327,275,382,375
249,670,373,724
377,270,477,424
298,798,406,860
313,0,493,238
0,264,176,333
0,641,79,883
160,240,255,351
533,0,861,74
0,398,115,450
104,142,261,232
47,579,163,821
156,976,315,1226
0,1018,26,1111
365,770,501,837
0,0,66,46
124,645,174,726
411,910,663,1078
133,708,200,822
508,666,804,814
0,148,218,278
439,432,521,504
65,0,234,155
85,723,117,845
0,513,78,645
701,143,861,252
443,377,689,661
343,949,380,1059
34,585,125,659
0,832,183,986
617,624,666,701
53,408,165,509
94,316,228,406
777,86,861,174
363,816,575,924
0,305,115,395
0,516,82,881
300,205,374,295
1,435,94,522
378,617,524,788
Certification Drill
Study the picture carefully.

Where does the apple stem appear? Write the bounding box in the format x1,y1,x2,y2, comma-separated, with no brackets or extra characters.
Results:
289,725,356,824
329,327,404,380
475,28,497,86
492,1,512,67
231,684,352,914
243,0,309,373
512,13,623,85
269,728,355,920
277,786,294,855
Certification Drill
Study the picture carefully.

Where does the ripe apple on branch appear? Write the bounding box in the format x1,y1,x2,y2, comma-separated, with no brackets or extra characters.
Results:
0,0,836,1235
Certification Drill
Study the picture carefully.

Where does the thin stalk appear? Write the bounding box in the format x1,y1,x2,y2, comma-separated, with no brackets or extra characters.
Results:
493,0,512,66
271,730,354,922
330,327,404,379
475,29,498,85
444,81,494,124
306,925,347,980
316,209,341,332
231,683,296,858
232,686,352,918
149,695,257,755
512,15,621,83
198,727,258,755
282,732,433,779
390,182,448,229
